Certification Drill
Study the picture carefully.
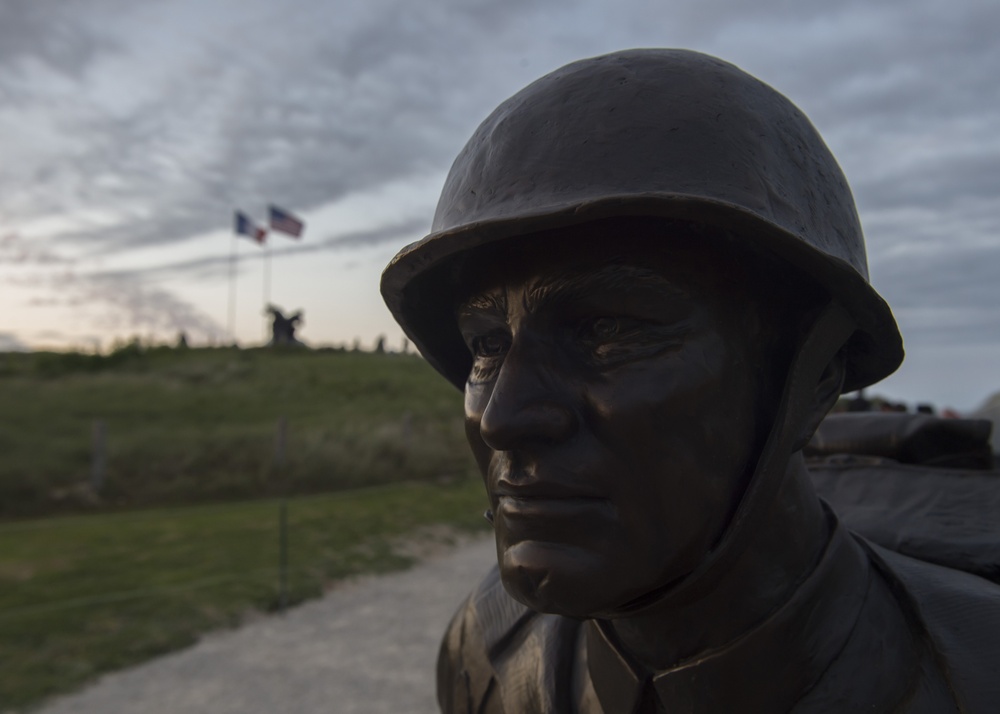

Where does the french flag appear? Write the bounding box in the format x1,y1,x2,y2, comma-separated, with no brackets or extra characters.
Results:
234,211,266,244
269,205,305,238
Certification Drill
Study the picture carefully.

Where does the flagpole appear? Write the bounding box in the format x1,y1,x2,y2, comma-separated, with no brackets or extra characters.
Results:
228,235,238,344
263,244,272,342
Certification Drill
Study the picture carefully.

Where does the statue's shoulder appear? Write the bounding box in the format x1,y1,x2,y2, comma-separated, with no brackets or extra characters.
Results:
437,565,584,714
867,542,1000,711
437,565,527,712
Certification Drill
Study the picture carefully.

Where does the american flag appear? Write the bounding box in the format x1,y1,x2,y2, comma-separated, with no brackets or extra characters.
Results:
234,211,266,244
269,205,304,238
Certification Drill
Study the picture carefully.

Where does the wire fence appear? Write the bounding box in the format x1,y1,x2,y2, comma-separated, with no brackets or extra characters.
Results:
0,485,459,616
0,474,487,709
1,406,471,523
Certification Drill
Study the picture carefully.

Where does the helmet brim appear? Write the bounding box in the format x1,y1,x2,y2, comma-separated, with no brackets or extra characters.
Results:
381,193,903,394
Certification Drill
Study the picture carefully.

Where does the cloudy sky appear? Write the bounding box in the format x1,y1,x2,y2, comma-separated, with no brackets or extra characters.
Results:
0,0,997,410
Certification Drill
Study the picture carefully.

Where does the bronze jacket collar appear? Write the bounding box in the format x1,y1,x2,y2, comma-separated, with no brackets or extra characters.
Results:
585,520,870,713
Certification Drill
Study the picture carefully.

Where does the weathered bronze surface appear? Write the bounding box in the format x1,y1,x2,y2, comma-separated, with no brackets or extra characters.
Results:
381,49,1000,713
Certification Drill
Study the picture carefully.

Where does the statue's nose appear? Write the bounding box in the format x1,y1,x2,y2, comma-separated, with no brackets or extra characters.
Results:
478,339,578,452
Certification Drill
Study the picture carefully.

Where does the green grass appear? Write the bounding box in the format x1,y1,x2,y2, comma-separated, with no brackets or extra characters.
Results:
0,346,473,518
0,479,490,711
0,345,489,708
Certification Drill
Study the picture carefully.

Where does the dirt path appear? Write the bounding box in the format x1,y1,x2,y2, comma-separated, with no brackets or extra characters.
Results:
34,536,496,714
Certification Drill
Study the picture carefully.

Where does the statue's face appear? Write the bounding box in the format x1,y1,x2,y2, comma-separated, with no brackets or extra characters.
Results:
457,235,767,617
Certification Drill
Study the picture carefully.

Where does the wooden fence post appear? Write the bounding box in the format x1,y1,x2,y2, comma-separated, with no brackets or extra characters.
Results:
274,416,289,611
274,416,287,467
279,499,289,612
402,411,413,450
91,419,107,492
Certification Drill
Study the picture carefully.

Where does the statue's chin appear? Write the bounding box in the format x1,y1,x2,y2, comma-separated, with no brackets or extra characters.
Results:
499,540,626,618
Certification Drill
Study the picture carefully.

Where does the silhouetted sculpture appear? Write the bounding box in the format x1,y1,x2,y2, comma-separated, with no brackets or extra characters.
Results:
265,304,304,347
381,49,1000,712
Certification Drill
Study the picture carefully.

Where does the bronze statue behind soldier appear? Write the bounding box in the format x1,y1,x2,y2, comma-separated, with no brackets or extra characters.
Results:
381,49,1000,712
265,304,305,347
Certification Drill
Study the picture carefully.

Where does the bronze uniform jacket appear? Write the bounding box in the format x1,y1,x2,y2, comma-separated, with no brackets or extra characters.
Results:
437,518,1000,713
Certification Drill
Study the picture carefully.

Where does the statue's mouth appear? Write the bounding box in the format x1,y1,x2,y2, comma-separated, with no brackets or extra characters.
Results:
493,478,604,501
499,494,609,514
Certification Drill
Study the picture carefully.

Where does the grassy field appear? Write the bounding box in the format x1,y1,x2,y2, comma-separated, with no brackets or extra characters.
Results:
0,346,489,710
0,346,473,519
0,480,490,710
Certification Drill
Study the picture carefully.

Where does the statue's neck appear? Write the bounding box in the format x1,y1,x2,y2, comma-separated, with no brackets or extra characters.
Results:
605,453,829,670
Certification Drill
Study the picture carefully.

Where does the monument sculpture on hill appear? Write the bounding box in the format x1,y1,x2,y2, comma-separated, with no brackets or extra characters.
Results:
265,304,305,347
381,49,1000,712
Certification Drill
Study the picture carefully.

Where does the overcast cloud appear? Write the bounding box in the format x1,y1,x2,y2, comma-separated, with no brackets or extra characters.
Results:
0,0,997,409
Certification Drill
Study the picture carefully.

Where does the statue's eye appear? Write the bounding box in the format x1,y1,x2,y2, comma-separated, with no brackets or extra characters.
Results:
472,333,509,358
589,317,620,341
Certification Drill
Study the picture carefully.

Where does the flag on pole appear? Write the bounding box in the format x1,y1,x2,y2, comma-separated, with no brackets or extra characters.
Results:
234,211,267,244
269,205,305,238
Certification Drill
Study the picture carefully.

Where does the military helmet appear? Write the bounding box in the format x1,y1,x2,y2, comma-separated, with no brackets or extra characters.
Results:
381,49,903,392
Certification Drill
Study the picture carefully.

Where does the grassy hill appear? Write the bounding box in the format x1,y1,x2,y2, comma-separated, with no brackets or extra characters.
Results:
0,345,475,519
0,346,491,709
0,481,490,710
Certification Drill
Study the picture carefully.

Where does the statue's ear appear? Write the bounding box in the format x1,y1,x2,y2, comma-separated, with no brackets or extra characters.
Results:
793,353,845,451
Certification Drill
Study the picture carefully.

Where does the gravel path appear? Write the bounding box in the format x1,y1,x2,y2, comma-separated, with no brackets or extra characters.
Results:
34,536,496,714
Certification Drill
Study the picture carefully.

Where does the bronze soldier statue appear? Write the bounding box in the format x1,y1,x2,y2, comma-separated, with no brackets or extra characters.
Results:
381,49,1000,712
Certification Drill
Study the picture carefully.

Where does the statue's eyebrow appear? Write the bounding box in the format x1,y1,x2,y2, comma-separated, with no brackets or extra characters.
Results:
458,291,507,316
456,263,689,320
526,263,689,311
